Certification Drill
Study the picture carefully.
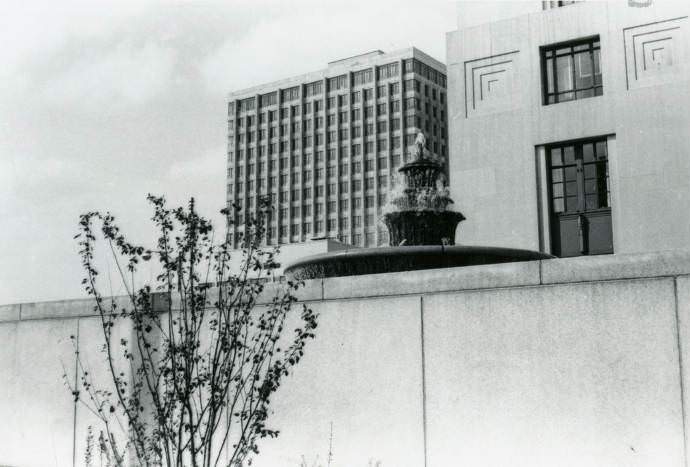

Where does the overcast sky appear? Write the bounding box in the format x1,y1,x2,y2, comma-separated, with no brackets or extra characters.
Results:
0,1,539,305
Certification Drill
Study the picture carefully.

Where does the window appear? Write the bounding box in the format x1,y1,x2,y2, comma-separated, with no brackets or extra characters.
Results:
542,37,602,105
547,138,612,257
377,62,399,80
353,69,373,86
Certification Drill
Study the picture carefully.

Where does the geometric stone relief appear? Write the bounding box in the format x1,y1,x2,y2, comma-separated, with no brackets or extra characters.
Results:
623,16,688,89
464,50,519,117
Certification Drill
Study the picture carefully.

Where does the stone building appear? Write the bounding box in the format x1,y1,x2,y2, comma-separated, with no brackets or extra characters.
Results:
447,0,690,257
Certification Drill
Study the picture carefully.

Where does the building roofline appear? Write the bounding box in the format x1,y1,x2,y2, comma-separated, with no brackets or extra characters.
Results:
226,46,446,101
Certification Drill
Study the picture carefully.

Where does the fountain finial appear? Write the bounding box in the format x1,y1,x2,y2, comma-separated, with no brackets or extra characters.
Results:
413,132,427,160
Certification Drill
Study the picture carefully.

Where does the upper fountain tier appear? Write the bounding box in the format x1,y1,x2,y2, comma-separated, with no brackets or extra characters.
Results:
383,132,465,246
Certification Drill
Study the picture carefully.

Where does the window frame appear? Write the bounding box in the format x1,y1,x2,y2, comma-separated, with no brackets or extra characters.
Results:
540,35,602,105
545,136,613,257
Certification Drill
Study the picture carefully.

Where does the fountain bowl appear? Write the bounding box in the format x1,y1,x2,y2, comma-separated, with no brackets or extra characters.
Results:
284,245,554,280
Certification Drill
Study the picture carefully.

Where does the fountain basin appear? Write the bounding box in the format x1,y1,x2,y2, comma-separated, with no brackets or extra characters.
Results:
284,245,554,280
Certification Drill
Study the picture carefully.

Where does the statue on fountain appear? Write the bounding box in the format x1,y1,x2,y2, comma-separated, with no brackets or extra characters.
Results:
382,131,465,246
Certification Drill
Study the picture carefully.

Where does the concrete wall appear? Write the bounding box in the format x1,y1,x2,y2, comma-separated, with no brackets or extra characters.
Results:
446,1,690,255
4,250,690,466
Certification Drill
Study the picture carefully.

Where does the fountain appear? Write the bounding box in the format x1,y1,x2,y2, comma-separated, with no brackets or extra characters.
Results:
284,132,552,280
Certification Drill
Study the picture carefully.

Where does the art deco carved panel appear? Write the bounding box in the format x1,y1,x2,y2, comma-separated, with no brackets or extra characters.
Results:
624,16,688,89
464,51,519,117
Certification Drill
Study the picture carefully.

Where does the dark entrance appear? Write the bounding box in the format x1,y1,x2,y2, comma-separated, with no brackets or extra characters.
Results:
548,138,613,257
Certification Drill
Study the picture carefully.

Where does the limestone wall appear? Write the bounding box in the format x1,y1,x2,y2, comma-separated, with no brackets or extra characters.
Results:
3,251,690,466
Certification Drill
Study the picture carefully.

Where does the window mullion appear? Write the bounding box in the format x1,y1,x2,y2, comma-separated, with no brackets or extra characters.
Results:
576,147,585,212
553,56,559,103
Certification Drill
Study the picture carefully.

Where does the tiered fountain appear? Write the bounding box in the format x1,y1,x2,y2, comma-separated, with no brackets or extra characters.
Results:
285,132,551,280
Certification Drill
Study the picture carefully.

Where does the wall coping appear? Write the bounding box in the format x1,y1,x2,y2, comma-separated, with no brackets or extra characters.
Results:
3,249,690,322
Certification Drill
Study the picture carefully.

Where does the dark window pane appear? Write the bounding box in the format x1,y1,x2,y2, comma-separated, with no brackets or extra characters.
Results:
553,183,564,197
584,164,596,178
552,168,563,182
582,143,594,162
556,55,574,91
576,89,594,99
565,166,577,181
595,141,607,158
585,179,597,194
586,194,598,209
565,181,578,196
566,196,578,212
546,58,555,93
551,148,563,165
574,52,593,88
563,146,576,164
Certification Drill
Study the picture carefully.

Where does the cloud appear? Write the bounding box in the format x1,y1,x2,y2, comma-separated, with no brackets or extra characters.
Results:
40,40,177,111
199,0,455,96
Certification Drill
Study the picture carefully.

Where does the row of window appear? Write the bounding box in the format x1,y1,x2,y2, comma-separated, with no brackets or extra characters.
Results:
231,135,447,164
228,60,446,117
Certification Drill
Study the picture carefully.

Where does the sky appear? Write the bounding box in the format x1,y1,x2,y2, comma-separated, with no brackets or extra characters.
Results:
0,0,538,305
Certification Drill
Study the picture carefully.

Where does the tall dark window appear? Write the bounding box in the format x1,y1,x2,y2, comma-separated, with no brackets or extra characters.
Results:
548,138,612,257
542,37,602,104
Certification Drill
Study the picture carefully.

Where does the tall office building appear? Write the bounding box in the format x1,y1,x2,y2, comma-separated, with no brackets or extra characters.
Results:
226,48,448,248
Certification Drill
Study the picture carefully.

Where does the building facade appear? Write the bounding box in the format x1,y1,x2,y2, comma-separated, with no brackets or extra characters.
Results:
447,1,690,257
226,48,448,249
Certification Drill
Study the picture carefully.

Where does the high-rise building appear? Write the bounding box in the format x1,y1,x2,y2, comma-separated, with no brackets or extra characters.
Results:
226,48,448,249
447,0,690,257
